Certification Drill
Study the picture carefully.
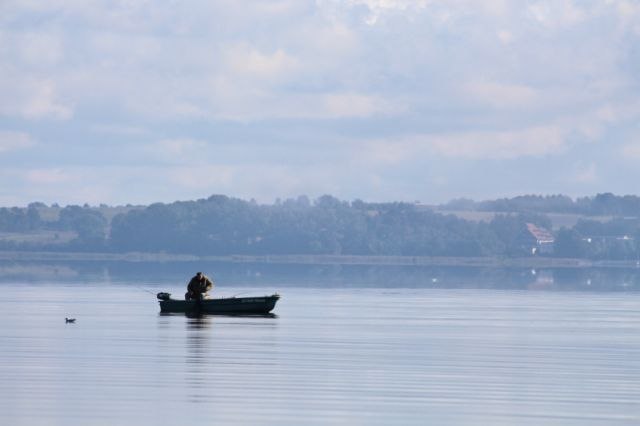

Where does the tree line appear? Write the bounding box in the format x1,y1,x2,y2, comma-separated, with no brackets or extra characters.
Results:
2,194,640,260
442,193,640,216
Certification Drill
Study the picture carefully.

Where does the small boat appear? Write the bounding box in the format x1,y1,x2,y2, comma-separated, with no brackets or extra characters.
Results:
157,292,280,315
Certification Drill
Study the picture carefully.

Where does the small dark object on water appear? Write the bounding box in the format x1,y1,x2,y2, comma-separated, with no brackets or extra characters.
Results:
65,318,76,323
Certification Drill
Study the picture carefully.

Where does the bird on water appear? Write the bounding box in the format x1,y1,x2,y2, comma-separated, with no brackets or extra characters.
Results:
65,318,76,323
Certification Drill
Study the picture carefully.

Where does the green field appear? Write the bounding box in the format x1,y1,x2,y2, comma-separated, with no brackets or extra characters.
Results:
0,230,77,245
435,209,615,230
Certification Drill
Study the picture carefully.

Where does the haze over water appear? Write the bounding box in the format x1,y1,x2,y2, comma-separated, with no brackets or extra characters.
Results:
1,264,640,425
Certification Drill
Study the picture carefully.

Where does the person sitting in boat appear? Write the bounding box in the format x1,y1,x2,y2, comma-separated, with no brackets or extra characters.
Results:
185,272,214,301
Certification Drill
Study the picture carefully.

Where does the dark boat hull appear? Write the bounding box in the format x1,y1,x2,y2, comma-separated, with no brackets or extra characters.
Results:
159,294,280,315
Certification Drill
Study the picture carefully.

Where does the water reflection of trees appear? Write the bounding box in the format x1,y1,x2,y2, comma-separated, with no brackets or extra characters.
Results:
3,259,640,291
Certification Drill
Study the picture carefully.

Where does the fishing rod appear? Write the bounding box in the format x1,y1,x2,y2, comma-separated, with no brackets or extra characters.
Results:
135,286,157,295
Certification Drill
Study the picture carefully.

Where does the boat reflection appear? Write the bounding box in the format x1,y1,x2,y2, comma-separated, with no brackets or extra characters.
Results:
186,314,211,330
159,312,278,319
184,314,212,403
180,312,278,404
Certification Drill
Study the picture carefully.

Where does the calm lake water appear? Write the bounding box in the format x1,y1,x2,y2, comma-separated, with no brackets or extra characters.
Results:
1,263,640,425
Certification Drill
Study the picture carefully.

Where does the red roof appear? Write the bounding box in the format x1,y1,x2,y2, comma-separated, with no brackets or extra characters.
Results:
526,223,554,243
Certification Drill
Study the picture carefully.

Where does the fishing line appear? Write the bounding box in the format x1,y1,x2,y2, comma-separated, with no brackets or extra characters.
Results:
135,286,157,295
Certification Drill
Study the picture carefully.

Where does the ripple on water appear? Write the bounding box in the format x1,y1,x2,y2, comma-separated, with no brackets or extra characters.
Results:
0,284,639,425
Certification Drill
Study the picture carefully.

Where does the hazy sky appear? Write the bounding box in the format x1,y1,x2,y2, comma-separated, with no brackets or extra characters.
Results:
1,1,639,206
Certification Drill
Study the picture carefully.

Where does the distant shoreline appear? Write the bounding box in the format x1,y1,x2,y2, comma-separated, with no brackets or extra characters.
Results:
0,251,638,269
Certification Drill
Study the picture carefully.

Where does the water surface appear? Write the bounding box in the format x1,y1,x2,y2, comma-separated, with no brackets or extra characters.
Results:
1,276,639,425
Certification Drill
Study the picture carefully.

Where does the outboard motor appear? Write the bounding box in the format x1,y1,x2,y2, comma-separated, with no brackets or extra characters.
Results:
156,292,171,301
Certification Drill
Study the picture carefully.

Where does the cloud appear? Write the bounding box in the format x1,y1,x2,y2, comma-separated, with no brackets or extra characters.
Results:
90,124,149,136
22,80,73,119
25,168,72,184
0,77,73,120
364,126,567,162
464,81,538,108
611,0,640,33
164,162,374,202
17,31,64,66
570,163,597,184
206,87,400,121
225,46,300,80
323,93,402,118
2,166,188,206
619,132,640,159
427,126,567,158
527,1,587,28
343,0,429,24
559,98,640,142
1,1,640,205
147,139,209,163
497,30,514,44
166,165,235,190
0,131,35,153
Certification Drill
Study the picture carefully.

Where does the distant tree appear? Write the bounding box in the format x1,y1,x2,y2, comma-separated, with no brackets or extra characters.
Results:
0,206,42,232
28,202,47,209
554,228,586,258
9,192,640,259
56,205,108,247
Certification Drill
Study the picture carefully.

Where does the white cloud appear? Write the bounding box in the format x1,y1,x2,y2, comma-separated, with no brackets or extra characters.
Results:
22,80,73,119
570,163,597,183
527,1,587,28
90,124,149,136
562,98,640,142
621,144,640,158
166,165,234,190
464,81,538,108
225,46,300,80
18,32,64,66
0,77,73,120
344,0,429,24
206,87,400,121
338,0,511,26
363,126,567,162
25,168,72,184
0,131,35,153
323,93,401,118
497,30,514,44
619,130,640,159
147,139,209,163
427,126,566,159
0,1,639,205
2,165,202,206
612,0,640,33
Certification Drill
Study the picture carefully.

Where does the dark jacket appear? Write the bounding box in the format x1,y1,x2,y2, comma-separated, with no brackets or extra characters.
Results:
187,274,214,295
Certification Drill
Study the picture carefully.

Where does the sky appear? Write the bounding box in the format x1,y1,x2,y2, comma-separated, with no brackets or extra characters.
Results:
1,0,639,207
